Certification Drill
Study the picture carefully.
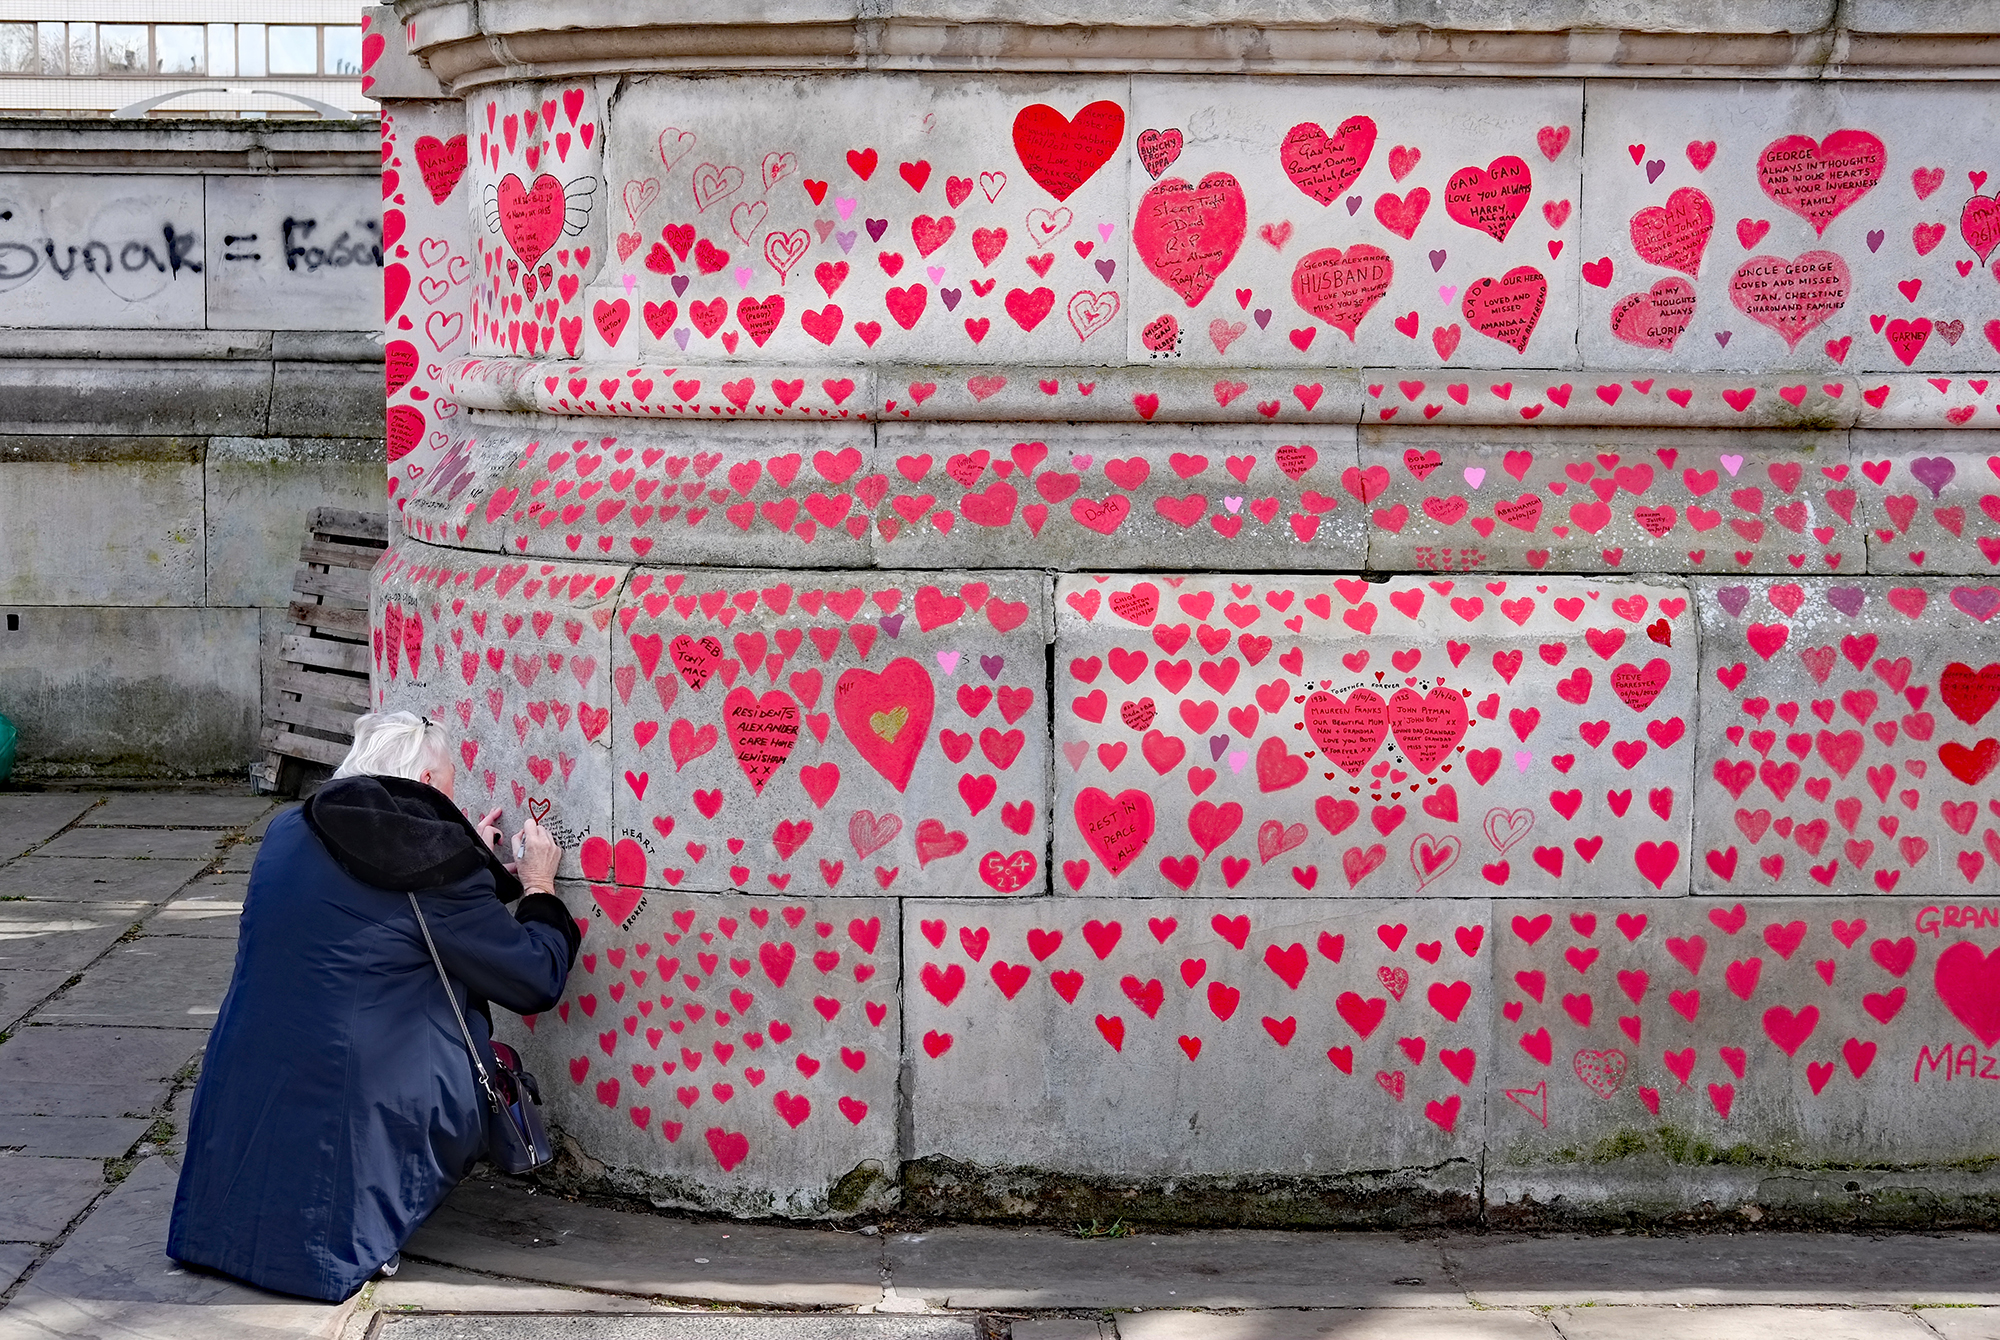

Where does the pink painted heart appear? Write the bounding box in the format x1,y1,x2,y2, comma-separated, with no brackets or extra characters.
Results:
833,657,934,792
1074,787,1155,878
1303,688,1390,775
1132,173,1248,307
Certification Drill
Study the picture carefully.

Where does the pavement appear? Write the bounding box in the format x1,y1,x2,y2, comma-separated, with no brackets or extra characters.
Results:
4,790,2000,1340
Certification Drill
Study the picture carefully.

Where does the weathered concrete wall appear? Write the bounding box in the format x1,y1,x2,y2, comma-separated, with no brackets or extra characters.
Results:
372,2,2000,1223
0,120,385,776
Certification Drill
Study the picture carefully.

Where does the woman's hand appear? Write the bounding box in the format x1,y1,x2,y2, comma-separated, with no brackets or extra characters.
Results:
475,807,506,857
518,819,561,894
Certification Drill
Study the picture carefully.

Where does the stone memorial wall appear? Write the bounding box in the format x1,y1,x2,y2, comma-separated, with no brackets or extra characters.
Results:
370,3,2000,1224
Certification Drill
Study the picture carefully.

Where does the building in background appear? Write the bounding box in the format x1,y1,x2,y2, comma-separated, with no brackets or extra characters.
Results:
0,1,369,117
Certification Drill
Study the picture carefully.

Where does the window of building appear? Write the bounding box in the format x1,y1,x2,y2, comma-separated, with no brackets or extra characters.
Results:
207,23,235,78
323,26,361,76
237,23,265,77
155,24,204,74
67,22,96,75
36,21,62,75
0,22,34,73
99,24,148,73
268,24,316,74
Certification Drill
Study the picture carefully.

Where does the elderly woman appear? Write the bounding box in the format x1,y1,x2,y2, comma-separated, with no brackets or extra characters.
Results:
168,712,579,1302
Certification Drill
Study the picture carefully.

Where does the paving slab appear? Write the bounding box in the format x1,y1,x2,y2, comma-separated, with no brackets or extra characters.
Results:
0,858,209,904
0,1155,105,1243
0,1241,39,1293
1116,1312,1558,1340
0,796,100,862
241,805,293,840
34,936,236,1027
145,878,245,938
1547,1306,1934,1340
1919,1309,2000,1339
0,1115,152,1157
33,829,224,861
368,1259,683,1314
1011,1322,1110,1340
1448,1232,2000,1306
0,1026,205,1093
402,1177,885,1306
0,1156,359,1339
370,1319,978,1340
886,1227,1460,1309
215,841,260,874
0,900,147,973
80,795,273,830
0,969,69,1033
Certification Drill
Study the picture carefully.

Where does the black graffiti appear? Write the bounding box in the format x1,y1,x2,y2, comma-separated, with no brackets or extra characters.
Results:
282,216,382,272
38,224,203,280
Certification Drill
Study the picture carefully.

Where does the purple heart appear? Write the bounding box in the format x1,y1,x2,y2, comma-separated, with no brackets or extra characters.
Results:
1715,330,1732,347
940,287,962,311
1253,308,1272,329
1825,586,1867,617
1717,585,1751,618
1646,158,1665,183
866,218,889,242
1911,455,1957,498
1951,585,2000,621
1346,195,1362,214
836,230,857,254
981,654,1004,680
671,274,690,296
879,614,904,637
1429,249,1447,272
673,327,691,350
1095,258,1116,281
1209,734,1230,761
1867,229,1885,253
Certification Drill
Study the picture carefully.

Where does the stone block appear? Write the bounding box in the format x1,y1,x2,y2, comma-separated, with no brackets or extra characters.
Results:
368,1259,679,1313
0,175,204,330
0,1115,152,1157
371,541,627,882
0,902,146,975
0,795,99,862
493,885,900,1217
82,795,273,829
1487,895,2000,1213
362,7,447,100
1854,432,2000,574
203,439,383,607
1115,1313,1555,1340
0,1156,105,1242
0,1242,37,1295
1549,1309,1931,1340
888,1224,1460,1310
32,936,236,1028
1923,1309,2000,1339
35,830,222,860
904,897,1488,1192
147,877,246,939
267,360,389,440
1125,77,1583,369
0,969,68,1033
0,446,204,606
0,858,210,903
381,98,477,499
1357,427,1865,575
0,1026,205,1090
204,175,384,333
1052,573,1695,899
870,423,1366,569
0,362,271,437
466,79,608,361
1692,577,2000,899
877,364,1365,424
1577,81,2000,375
604,568,1049,898
0,607,262,774
423,420,877,569
598,74,1129,366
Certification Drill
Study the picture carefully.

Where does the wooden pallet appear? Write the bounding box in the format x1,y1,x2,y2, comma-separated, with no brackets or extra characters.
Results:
254,507,389,793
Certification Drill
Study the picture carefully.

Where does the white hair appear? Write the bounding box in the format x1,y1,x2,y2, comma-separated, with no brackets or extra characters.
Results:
334,711,453,783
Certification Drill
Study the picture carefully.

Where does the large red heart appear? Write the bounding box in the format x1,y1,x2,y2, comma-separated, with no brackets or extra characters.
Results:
414,133,469,205
1756,130,1885,235
722,687,799,795
496,172,566,268
1279,116,1377,205
1073,787,1154,877
1611,278,1697,351
833,658,934,792
1011,100,1124,202
1629,186,1712,277
1936,940,2000,1046
1388,687,1469,774
1462,266,1548,353
1303,688,1389,775
1728,251,1851,350
1444,156,1532,242
1572,1048,1628,1098
1132,173,1247,307
1941,662,2000,726
1291,244,1393,339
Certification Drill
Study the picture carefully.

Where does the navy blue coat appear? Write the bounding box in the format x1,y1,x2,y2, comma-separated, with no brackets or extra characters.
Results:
168,785,574,1302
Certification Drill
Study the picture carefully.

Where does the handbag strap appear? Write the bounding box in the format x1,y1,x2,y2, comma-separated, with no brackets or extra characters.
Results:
408,893,502,1113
